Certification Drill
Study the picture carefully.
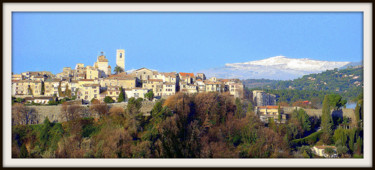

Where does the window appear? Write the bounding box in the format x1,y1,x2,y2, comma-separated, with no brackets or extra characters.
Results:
120,53,122,58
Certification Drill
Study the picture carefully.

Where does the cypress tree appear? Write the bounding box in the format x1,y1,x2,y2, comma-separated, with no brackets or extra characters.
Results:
58,81,63,97
235,98,242,119
321,95,333,143
118,87,125,102
64,84,71,98
247,101,254,116
41,81,45,95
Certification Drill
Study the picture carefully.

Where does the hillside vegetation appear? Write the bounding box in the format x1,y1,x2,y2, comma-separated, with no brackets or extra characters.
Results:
246,67,363,103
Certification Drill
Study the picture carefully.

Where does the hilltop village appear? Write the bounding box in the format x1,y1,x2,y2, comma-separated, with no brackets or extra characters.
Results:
11,49,244,104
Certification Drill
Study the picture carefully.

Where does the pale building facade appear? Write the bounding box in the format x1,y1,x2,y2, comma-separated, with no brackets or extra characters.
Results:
86,66,99,80
44,79,60,97
125,88,149,99
116,49,125,71
205,81,223,93
131,68,154,81
180,83,198,94
93,52,111,78
162,83,177,97
77,84,100,102
143,79,163,97
99,86,121,102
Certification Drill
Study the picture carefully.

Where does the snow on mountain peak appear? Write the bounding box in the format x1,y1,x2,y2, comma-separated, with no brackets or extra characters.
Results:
225,56,350,72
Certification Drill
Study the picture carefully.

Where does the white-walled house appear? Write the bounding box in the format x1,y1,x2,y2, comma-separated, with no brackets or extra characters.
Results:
125,88,149,99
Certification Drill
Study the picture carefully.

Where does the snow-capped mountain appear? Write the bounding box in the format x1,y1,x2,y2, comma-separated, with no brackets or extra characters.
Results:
199,56,352,80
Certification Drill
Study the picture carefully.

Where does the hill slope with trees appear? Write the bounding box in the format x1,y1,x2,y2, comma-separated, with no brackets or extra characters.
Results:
245,66,363,102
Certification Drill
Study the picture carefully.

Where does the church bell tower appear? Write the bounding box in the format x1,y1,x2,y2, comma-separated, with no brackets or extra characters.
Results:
116,49,125,72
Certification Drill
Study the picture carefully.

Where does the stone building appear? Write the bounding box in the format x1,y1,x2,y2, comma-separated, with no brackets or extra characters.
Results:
93,52,111,78
116,49,125,71
252,90,276,106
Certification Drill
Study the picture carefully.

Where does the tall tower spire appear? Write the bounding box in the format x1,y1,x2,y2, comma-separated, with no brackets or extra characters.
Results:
116,49,125,72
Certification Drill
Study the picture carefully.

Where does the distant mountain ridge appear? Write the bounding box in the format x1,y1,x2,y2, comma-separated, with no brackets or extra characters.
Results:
246,66,363,101
199,56,358,80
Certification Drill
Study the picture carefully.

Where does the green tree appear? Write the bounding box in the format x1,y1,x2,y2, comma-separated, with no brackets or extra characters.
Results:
321,95,333,144
348,129,356,153
145,90,154,101
298,109,311,133
40,117,52,149
20,143,28,158
16,98,24,103
268,118,277,132
127,97,142,115
328,94,347,110
247,101,253,113
114,65,124,74
104,96,114,103
354,99,363,127
41,82,45,95
324,148,335,158
277,105,282,122
235,98,242,119
355,136,363,154
117,87,125,102
64,84,71,98
58,81,63,97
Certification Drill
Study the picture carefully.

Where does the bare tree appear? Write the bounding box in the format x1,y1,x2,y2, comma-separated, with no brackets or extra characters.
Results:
60,102,82,122
12,103,37,125
90,101,109,118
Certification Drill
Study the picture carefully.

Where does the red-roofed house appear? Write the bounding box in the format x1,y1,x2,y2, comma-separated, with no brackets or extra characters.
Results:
179,72,195,84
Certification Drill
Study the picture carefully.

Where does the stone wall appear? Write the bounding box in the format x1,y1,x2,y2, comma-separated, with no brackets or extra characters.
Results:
26,101,156,124
283,106,356,121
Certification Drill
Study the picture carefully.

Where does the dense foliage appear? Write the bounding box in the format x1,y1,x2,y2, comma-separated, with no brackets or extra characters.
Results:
246,67,363,102
11,93,363,158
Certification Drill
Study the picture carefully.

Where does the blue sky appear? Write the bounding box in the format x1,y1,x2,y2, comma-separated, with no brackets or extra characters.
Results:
12,12,363,74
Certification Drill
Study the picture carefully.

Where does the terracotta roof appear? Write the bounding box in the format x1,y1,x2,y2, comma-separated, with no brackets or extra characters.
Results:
108,65,111,68
258,106,280,109
161,72,177,78
179,72,194,77
108,72,131,78
219,79,230,82
204,81,222,85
